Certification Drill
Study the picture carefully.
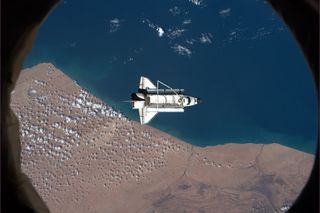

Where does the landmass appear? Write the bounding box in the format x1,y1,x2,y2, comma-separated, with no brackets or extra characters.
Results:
10,63,314,213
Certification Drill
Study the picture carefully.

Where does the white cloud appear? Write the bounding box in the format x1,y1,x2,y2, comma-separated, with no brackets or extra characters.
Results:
142,19,165,37
109,18,121,32
172,44,192,57
226,28,245,42
186,39,196,45
188,0,204,6
219,8,231,17
156,27,165,37
199,33,213,44
169,6,181,16
167,28,186,40
183,19,192,25
251,27,272,40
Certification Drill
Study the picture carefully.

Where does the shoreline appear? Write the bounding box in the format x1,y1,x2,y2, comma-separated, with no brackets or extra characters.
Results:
12,62,314,212
22,62,317,154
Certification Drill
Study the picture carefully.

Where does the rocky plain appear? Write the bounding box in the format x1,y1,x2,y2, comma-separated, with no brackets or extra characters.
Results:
10,63,314,213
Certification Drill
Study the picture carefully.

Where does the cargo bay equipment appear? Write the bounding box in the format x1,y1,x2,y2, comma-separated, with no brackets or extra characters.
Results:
131,76,201,124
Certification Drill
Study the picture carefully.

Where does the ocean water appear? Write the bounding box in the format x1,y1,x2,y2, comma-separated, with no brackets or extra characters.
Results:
24,0,317,153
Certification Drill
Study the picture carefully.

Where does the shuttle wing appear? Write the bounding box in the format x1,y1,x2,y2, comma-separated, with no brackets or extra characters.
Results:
139,76,156,89
139,107,158,124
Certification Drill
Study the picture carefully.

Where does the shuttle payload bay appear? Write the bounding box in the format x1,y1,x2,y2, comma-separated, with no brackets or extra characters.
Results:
131,76,201,124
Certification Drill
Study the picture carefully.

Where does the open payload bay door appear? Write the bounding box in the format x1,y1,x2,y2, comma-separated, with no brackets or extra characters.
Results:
139,107,158,124
139,76,156,89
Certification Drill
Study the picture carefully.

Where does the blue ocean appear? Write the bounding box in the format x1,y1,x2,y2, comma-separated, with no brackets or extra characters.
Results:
24,0,317,153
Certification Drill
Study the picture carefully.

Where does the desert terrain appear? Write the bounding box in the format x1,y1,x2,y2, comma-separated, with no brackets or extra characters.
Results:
10,63,314,213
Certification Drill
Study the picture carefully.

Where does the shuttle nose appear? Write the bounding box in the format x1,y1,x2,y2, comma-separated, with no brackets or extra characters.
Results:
197,98,202,104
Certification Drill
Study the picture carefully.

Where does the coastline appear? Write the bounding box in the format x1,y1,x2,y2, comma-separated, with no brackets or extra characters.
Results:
23,60,317,154
11,63,314,212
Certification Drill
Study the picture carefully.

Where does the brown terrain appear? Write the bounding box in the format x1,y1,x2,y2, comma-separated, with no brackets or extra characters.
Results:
10,63,314,213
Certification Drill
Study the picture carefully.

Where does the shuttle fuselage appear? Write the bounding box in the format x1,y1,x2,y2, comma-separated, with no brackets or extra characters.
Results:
131,77,201,124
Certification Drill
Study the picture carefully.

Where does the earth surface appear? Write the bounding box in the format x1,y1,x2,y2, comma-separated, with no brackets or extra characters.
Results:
24,0,317,152
10,63,314,212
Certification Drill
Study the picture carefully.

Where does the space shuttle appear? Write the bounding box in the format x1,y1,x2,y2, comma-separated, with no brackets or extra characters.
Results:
131,76,201,124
